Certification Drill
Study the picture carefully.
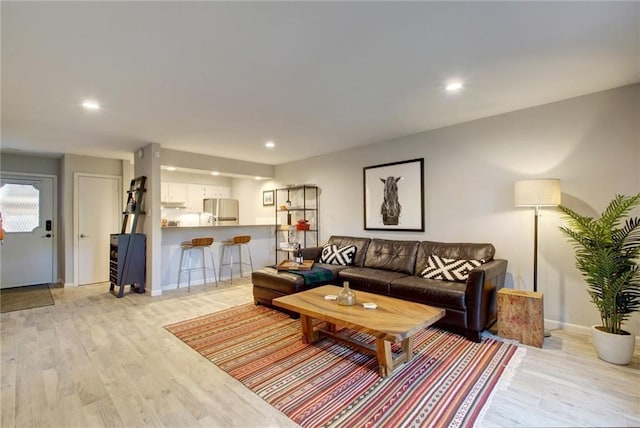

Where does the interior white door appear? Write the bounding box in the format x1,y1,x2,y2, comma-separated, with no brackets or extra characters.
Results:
0,175,55,288
77,175,121,285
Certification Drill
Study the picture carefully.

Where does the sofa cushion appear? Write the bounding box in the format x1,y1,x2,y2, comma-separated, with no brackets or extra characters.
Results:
420,254,483,282
339,267,408,295
327,236,371,267
390,276,467,311
415,241,495,275
364,239,419,274
320,244,357,265
315,262,350,277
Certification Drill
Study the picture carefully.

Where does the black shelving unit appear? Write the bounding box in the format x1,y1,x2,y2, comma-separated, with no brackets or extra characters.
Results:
110,176,147,297
275,185,319,264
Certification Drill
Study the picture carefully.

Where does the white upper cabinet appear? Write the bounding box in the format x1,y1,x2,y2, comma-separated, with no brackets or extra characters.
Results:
203,185,231,199
186,183,205,212
162,181,231,211
183,183,232,212
161,182,187,203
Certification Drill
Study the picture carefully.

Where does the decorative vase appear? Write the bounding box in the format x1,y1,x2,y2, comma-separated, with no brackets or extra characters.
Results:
337,281,356,306
590,325,636,365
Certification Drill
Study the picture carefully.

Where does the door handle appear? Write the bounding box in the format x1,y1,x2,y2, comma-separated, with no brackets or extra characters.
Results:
80,234,88,238
42,233,52,238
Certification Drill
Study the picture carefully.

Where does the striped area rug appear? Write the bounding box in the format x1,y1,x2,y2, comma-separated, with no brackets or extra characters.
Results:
165,304,523,427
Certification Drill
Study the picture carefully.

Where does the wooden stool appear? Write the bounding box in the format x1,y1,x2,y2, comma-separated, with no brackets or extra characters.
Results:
219,235,253,284
177,237,217,292
497,288,544,348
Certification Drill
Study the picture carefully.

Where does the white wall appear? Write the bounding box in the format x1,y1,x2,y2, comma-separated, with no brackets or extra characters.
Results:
160,171,233,186
136,143,163,296
231,178,281,225
275,84,640,335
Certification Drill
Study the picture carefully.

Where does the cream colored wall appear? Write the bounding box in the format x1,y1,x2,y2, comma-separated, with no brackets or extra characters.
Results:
0,153,59,175
230,178,281,225
275,84,640,335
135,144,163,296
161,171,233,186
160,148,274,178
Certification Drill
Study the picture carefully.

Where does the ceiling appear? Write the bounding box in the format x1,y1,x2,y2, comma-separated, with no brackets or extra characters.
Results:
2,2,639,165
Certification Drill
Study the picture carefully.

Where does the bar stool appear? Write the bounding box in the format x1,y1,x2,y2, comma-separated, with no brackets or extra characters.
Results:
219,235,253,284
177,237,218,292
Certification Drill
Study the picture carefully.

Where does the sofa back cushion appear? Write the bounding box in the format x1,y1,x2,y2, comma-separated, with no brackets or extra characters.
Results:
415,241,495,276
364,238,419,274
327,236,371,267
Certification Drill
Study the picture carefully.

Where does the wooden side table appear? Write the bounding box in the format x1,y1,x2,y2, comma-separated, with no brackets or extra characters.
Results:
497,288,544,348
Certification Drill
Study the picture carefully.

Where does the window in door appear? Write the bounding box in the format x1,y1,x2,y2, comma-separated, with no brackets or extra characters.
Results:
0,183,40,232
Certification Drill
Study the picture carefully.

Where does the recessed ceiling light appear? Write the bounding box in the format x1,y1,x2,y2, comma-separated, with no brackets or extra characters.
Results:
165,166,176,171
446,82,463,92
265,141,275,149
254,176,262,180
82,100,101,110
211,171,220,176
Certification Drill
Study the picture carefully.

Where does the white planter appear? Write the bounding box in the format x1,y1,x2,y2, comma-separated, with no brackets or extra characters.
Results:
590,325,636,365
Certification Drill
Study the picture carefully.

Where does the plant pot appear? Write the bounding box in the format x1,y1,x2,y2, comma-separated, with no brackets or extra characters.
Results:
590,325,636,365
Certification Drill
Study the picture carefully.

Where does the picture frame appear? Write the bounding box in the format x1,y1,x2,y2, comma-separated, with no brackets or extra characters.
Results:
262,190,274,206
363,158,424,231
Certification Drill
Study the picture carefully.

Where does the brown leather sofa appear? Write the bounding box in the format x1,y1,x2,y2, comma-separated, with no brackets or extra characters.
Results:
252,235,507,342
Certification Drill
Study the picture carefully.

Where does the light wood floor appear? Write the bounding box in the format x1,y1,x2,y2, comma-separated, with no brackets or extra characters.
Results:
1,279,638,427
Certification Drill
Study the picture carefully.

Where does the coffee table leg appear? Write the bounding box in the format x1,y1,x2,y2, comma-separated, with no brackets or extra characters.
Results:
300,314,318,343
376,338,393,377
402,336,414,362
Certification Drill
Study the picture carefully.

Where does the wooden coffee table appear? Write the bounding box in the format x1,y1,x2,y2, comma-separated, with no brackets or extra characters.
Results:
272,284,445,377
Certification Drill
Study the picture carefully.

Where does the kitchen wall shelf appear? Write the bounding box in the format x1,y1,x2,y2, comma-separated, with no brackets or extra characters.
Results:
275,185,318,264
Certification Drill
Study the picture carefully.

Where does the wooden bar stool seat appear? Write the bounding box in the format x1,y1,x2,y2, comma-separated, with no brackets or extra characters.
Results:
178,237,218,291
219,235,253,284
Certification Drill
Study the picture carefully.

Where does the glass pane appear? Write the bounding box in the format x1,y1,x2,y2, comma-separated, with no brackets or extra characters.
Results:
0,183,40,232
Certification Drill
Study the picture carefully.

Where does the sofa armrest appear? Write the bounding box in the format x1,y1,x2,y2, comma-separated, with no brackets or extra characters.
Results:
465,259,508,333
301,246,323,261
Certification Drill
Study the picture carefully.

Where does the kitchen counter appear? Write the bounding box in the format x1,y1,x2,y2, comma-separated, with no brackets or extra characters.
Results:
161,224,275,290
162,224,275,229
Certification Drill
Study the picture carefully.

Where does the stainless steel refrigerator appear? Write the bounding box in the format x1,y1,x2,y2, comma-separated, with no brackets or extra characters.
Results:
203,198,239,225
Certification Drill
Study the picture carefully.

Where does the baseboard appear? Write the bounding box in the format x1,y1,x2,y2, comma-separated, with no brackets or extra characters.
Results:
63,282,76,288
546,319,640,341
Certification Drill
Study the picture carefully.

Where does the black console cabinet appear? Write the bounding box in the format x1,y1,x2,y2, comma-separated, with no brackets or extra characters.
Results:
109,233,146,297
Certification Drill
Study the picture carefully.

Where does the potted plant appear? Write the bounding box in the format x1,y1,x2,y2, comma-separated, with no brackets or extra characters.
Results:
558,193,640,365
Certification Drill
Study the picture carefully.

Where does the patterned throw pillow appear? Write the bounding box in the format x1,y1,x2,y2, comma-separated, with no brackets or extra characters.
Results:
420,254,484,282
320,244,357,266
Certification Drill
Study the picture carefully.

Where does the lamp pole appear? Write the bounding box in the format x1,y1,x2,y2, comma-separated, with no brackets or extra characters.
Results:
533,205,540,293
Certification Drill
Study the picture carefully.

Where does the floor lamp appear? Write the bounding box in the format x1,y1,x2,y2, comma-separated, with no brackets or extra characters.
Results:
514,179,561,293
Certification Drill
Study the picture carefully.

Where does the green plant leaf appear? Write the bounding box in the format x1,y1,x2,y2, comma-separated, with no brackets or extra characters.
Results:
559,193,640,334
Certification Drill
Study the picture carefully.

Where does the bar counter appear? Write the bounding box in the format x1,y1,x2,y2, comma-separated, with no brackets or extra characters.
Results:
161,224,275,290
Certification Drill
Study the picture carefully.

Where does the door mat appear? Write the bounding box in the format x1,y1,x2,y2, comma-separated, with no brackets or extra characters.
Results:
166,303,524,427
0,283,54,313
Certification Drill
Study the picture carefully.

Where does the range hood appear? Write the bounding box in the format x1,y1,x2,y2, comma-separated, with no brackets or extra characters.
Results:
161,201,187,208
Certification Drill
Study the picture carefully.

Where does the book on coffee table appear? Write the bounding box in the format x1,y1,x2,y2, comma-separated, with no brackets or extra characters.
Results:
276,260,314,271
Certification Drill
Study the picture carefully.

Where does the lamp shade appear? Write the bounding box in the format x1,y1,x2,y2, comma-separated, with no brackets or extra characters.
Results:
514,179,561,207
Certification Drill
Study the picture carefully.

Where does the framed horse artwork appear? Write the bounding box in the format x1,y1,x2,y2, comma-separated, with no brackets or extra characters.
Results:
363,158,424,231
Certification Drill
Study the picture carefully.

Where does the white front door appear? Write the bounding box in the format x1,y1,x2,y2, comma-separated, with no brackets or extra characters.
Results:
76,174,121,285
0,175,56,288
